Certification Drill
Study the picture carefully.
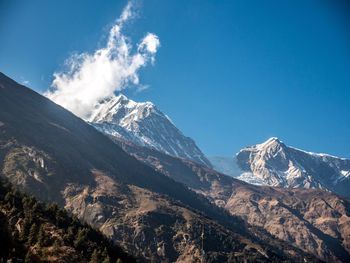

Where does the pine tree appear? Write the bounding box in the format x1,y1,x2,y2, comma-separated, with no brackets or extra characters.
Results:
21,217,32,241
101,247,111,263
24,250,33,263
74,228,87,249
101,247,108,258
37,225,46,247
89,249,100,263
28,223,38,245
53,239,61,249
63,225,75,243
102,255,111,263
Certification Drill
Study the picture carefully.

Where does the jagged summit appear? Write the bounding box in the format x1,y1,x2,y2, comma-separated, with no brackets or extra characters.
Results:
235,138,350,197
90,94,212,167
90,94,157,123
238,137,283,150
236,137,287,162
212,137,350,197
261,137,282,145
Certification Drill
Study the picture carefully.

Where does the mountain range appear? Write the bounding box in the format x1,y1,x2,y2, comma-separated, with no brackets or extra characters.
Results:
87,92,350,261
0,72,318,262
211,137,350,198
1,72,350,262
89,93,350,199
106,135,350,262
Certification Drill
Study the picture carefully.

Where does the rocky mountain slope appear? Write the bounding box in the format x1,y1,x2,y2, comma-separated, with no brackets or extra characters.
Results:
0,179,133,263
226,184,350,263
90,94,211,167
64,171,306,262
236,137,350,198
0,72,312,262
111,136,350,262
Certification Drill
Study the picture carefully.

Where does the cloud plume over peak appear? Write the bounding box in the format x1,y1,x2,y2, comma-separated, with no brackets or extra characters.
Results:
46,1,160,120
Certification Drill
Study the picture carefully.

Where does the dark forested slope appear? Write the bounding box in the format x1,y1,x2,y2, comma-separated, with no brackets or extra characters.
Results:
0,179,134,263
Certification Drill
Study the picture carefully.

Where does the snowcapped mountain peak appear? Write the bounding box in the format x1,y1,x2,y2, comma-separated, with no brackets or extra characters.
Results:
239,137,284,152
237,137,288,164
90,94,212,167
262,137,282,145
256,137,285,151
115,93,128,102
112,94,156,110
90,94,159,123
235,138,350,197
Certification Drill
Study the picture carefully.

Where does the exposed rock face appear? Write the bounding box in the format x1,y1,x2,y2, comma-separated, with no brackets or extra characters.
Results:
236,137,350,198
64,172,290,262
0,72,311,262
210,138,350,198
111,136,350,262
90,94,212,167
225,186,350,263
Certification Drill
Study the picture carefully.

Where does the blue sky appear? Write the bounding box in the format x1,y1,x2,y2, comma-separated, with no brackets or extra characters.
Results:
1,0,350,157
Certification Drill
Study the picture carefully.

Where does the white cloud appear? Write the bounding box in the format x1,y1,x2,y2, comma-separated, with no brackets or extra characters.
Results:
139,33,160,54
45,1,160,120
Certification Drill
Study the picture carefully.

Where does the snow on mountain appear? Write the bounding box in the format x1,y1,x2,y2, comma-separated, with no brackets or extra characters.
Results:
89,94,212,167
235,137,350,197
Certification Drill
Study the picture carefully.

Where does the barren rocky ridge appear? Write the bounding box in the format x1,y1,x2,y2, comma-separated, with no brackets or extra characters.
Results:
0,72,317,262
112,136,350,262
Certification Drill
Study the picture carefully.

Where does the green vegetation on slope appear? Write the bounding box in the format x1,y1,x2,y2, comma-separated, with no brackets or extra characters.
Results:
0,179,135,263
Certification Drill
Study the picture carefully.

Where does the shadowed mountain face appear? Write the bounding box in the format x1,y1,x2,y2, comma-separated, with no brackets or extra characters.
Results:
0,72,316,262
0,72,216,210
109,136,350,262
